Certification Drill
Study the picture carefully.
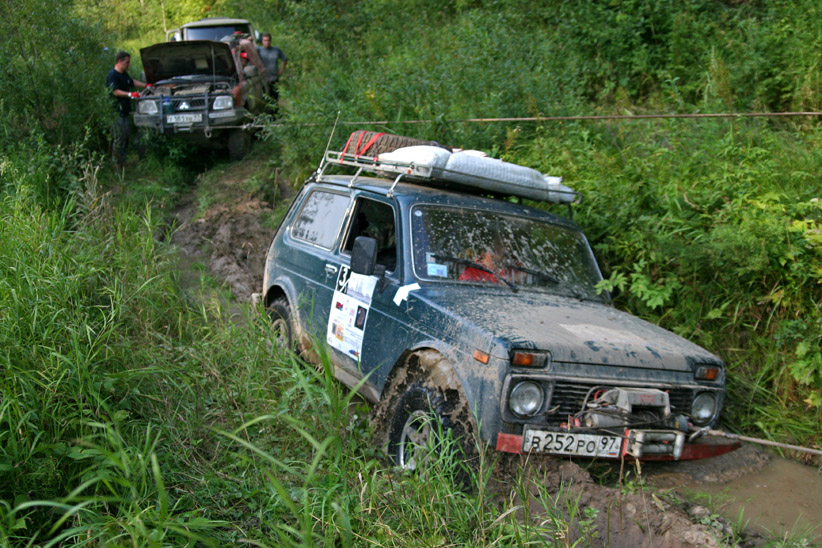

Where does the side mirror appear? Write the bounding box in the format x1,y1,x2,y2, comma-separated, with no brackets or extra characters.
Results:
351,236,377,275
243,65,258,78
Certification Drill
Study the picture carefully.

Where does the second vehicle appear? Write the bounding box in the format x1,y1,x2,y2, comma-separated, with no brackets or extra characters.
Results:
133,39,268,160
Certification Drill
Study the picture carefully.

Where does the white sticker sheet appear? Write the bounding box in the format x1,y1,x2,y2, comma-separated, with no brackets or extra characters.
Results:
327,266,377,361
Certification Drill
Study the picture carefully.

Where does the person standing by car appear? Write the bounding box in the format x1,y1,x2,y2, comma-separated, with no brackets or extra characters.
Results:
257,33,287,115
106,51,148,169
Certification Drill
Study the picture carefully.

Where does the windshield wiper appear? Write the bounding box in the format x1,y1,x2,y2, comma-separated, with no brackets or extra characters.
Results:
432,254,518,293
500,263,560,285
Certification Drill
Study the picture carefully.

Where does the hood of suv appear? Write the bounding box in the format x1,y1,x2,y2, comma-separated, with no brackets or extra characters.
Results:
140,41,236,83
411,287,720,371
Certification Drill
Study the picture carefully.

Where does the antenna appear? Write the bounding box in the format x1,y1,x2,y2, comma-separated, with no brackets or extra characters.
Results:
317,110,341,173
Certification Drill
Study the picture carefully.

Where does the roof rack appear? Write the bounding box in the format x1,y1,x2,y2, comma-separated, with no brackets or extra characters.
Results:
320,147,579,204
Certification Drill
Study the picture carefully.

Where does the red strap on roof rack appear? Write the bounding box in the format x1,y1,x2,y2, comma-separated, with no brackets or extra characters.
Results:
340,131,386,159
355,132,384,158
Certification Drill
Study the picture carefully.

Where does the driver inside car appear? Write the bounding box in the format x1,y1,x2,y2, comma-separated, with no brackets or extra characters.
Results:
458,239,526,285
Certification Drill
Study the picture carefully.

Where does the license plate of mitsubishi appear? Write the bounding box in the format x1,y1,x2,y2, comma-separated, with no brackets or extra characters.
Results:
167,113,202,124
523,429,622,457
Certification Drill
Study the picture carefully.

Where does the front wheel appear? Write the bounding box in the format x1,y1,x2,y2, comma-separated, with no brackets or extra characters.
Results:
387,381,470,474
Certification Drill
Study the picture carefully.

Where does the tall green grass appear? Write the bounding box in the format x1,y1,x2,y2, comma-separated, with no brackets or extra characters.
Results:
0,139,612,545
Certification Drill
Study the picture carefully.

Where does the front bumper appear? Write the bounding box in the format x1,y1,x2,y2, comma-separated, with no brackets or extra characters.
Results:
134,109,247,134
495,430,739,460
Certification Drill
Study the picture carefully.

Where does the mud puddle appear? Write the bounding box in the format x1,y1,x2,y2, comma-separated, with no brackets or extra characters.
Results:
644,444,822,543
689,456,822,542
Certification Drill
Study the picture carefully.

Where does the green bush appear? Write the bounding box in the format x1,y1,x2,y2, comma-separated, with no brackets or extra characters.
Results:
0,0,112,149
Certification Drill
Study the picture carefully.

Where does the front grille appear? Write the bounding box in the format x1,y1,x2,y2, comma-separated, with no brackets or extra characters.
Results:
546,381,694,426
172,97,207,110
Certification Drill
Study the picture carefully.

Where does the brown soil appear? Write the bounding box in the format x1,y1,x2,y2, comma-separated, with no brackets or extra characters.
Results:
169,157,283,301
168,155,817,548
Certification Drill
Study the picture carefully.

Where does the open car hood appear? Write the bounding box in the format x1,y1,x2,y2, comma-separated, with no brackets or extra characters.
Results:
140,40,236,83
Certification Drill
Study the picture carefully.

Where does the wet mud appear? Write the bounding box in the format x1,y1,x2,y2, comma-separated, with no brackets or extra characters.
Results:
654,445,822,543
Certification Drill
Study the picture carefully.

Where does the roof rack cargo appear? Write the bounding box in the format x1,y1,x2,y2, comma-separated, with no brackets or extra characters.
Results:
319,144,578,204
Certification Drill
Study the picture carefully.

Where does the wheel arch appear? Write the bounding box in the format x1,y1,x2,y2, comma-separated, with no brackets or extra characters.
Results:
375,345,481,439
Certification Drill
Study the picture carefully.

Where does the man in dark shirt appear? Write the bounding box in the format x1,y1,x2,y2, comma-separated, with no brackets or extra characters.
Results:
257,33,287,116
106,51,147,169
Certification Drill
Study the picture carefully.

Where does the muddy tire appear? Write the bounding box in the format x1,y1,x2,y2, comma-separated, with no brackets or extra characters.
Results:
385,378,475,491
344,131,448,157
266,297,295,352
228,129,249,161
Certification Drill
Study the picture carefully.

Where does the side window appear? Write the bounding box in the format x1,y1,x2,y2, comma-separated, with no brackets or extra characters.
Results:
342,198,397,273
291,190,350,249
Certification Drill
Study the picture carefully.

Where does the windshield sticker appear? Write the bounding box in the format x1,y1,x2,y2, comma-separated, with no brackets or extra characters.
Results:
427,263,448,277
393,283,421,306
327,266,377,360
425,252,448,277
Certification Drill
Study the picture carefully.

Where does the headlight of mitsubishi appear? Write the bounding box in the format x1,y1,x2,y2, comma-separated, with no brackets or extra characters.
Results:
509,381,544,417
137,100,159,115
212,95,233,110
690,392,717,425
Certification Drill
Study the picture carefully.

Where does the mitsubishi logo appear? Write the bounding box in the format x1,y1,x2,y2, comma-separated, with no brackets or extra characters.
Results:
179,101,190,110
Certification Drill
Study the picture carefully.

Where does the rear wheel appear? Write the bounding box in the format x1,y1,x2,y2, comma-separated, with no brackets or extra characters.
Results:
266,297,294,352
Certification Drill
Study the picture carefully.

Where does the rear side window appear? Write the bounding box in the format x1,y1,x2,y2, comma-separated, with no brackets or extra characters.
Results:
291,190,349,249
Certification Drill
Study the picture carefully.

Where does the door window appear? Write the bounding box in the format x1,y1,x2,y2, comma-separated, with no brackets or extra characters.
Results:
342,198,397,273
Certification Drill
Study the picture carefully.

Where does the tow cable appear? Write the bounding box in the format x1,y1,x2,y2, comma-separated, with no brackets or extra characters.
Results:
690,427,822,458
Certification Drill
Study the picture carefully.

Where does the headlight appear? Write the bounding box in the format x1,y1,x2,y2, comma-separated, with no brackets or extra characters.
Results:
690,392,717,425
137,100,158,115
212,95,233,110
509,381,544,417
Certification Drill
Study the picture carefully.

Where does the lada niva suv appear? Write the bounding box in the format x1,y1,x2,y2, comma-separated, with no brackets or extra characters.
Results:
260,136,735,469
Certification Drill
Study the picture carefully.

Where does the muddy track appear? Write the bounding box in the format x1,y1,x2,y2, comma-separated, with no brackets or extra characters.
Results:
167,160,819,548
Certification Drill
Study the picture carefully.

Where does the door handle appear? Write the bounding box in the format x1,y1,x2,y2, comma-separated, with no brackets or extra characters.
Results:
325,264,338,276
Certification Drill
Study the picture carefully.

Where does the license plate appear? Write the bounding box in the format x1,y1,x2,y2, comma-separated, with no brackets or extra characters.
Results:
523,429,622,458
167,113,202,124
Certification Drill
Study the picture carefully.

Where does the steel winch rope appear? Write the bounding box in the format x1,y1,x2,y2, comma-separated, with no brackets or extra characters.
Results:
697,429,822,457
220,110,822,130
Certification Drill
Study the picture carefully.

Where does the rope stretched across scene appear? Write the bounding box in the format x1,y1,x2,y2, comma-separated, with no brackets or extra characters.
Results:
222,110,822,130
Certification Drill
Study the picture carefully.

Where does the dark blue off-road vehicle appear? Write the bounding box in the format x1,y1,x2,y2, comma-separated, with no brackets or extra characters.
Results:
260,133,734,469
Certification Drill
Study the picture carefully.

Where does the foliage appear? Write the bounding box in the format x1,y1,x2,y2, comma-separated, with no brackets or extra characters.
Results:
0,0,112,149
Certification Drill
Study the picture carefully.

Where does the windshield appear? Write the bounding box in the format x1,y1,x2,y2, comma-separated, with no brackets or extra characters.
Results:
411,205,605,300
186,25,251,42
141,42,236,82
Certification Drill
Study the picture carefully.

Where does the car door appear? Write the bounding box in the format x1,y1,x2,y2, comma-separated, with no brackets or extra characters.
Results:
325,195,408,390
